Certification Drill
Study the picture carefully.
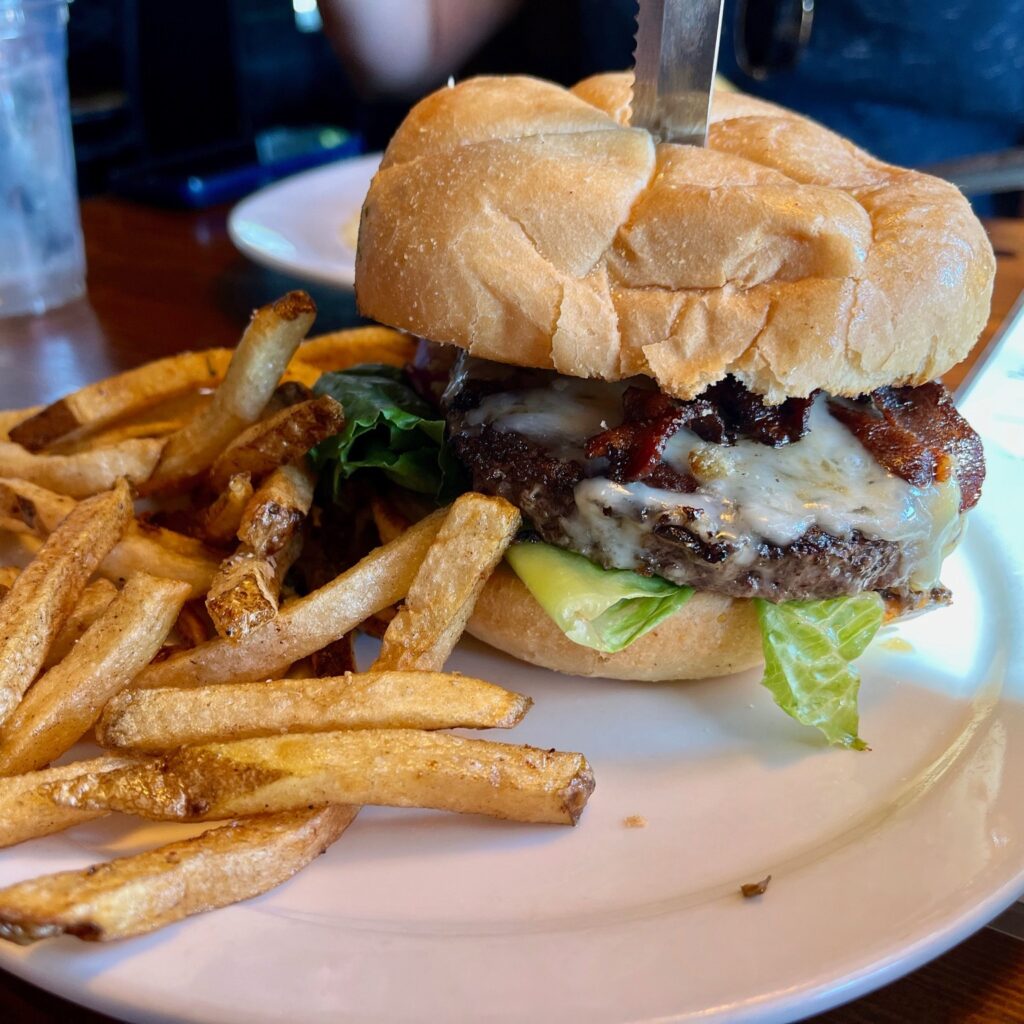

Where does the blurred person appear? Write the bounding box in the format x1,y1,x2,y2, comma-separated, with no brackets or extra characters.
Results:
318,0,1024,213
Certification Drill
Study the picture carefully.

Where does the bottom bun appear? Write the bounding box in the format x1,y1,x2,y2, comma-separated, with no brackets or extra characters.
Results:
467,565,764,681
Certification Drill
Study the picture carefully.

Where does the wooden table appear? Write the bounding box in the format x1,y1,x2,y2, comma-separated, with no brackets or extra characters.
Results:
0,200,1022,1024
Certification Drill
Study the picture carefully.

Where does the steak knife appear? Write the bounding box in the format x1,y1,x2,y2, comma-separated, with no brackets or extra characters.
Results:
631,0,726,146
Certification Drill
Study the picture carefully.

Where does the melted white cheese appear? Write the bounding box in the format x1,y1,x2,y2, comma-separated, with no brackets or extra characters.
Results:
470,383,963,589
465,377,625,458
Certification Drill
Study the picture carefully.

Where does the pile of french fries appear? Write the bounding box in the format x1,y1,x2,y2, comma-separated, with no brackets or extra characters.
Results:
0,292,594,945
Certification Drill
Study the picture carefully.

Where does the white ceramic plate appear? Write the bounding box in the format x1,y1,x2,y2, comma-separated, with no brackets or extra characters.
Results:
227,154,382,288
1,308,1022,1023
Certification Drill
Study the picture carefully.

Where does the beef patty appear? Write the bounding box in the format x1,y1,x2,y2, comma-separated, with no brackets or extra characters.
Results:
443,354,979,603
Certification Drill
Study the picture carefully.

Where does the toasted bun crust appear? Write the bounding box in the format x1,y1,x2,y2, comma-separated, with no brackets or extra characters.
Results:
467,564,763,681
357,73,994,402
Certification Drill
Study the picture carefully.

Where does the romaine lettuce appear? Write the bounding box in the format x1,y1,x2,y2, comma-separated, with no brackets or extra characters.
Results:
754,593,884,749
312,364,465,499
506,541,693,654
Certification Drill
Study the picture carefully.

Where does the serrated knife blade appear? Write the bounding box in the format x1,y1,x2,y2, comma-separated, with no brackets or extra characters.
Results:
631,0,725,146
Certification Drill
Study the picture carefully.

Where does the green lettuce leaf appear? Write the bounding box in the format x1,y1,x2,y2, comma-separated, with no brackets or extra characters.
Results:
311,364,465,499
506,541,693,654
754,593,884,749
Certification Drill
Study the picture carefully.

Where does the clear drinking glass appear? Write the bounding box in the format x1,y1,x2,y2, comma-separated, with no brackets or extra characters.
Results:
0,0,85,318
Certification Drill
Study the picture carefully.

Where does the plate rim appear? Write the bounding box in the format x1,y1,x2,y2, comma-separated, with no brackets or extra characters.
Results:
226,152,383,288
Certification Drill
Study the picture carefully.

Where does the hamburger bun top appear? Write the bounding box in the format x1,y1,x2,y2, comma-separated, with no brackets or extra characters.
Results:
356,72,994,403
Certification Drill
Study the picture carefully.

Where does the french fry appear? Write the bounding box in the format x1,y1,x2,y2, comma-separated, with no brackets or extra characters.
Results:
237,461,315,556
278,360,323,389
310,631,357,677
0,481,132,726
7,350,233,451
174,601,211,648
0,805,356,944
1,477,206,556
370,491,412,544
0,478,218,599
204,542,295,641
144,292,316,492
0,756,135,849
202,472,254,545
374,494,520,672
208,395,343,491
101,535,215,600
69,417,188,447
133,517,220,560
360,606,397,639
44,578,119,669
0,439,163,498
0,477,69,533
133,509,447,690
0,573,190,776
97,671,533,751
0,407,42,442
0,532,41,569
53,390,217,455
0,566,18,590
294,326,415,372
48,729,595,825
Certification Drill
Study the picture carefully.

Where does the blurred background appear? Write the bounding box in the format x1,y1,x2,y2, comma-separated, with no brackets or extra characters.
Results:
3,0,1022,325
68,0,1024,213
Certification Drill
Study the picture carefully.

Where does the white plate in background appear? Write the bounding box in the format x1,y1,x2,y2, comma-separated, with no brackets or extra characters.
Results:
0,306,1022,1023
228,153,381,288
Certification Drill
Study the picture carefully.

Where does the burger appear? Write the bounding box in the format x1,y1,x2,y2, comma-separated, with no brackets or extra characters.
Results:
316,72,993,749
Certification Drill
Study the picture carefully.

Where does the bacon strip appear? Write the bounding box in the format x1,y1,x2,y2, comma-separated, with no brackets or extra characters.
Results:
828,383,983,511
584,388,702,489
826,400,938,488
585,380,814,490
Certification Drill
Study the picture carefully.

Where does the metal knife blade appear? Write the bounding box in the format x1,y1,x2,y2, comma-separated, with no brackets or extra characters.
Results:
631,0,725,146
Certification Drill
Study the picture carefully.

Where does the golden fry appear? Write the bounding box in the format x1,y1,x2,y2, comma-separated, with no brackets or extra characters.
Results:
0,481,132,726
370,492,412,544
208,395,343,491
237,461,314,556
0,478,218,599
0,439,163,498
206,551,275,639
205,530,301,640
97,670,532,751
202,472,254,544
0,756,135,849
0,407,43,443
0,805,356,944
50,729,594,825
6,350,232,451
310,631,357,677
0,533,41,569
0,573,190,775
293,326,415,372
44,578,119,669
134,509,445,689
100,535,216,600
375,494,520,672
144,292,316,492
174,601,211,648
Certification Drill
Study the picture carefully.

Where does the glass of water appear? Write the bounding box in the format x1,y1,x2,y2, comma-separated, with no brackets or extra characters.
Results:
0,0,85,318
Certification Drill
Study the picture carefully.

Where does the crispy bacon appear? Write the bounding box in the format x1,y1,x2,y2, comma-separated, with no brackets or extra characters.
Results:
826,399,938,488
584,388,702,489
704,378,816,447
828,383,983,511
873,383,984,510
584,380,815,489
